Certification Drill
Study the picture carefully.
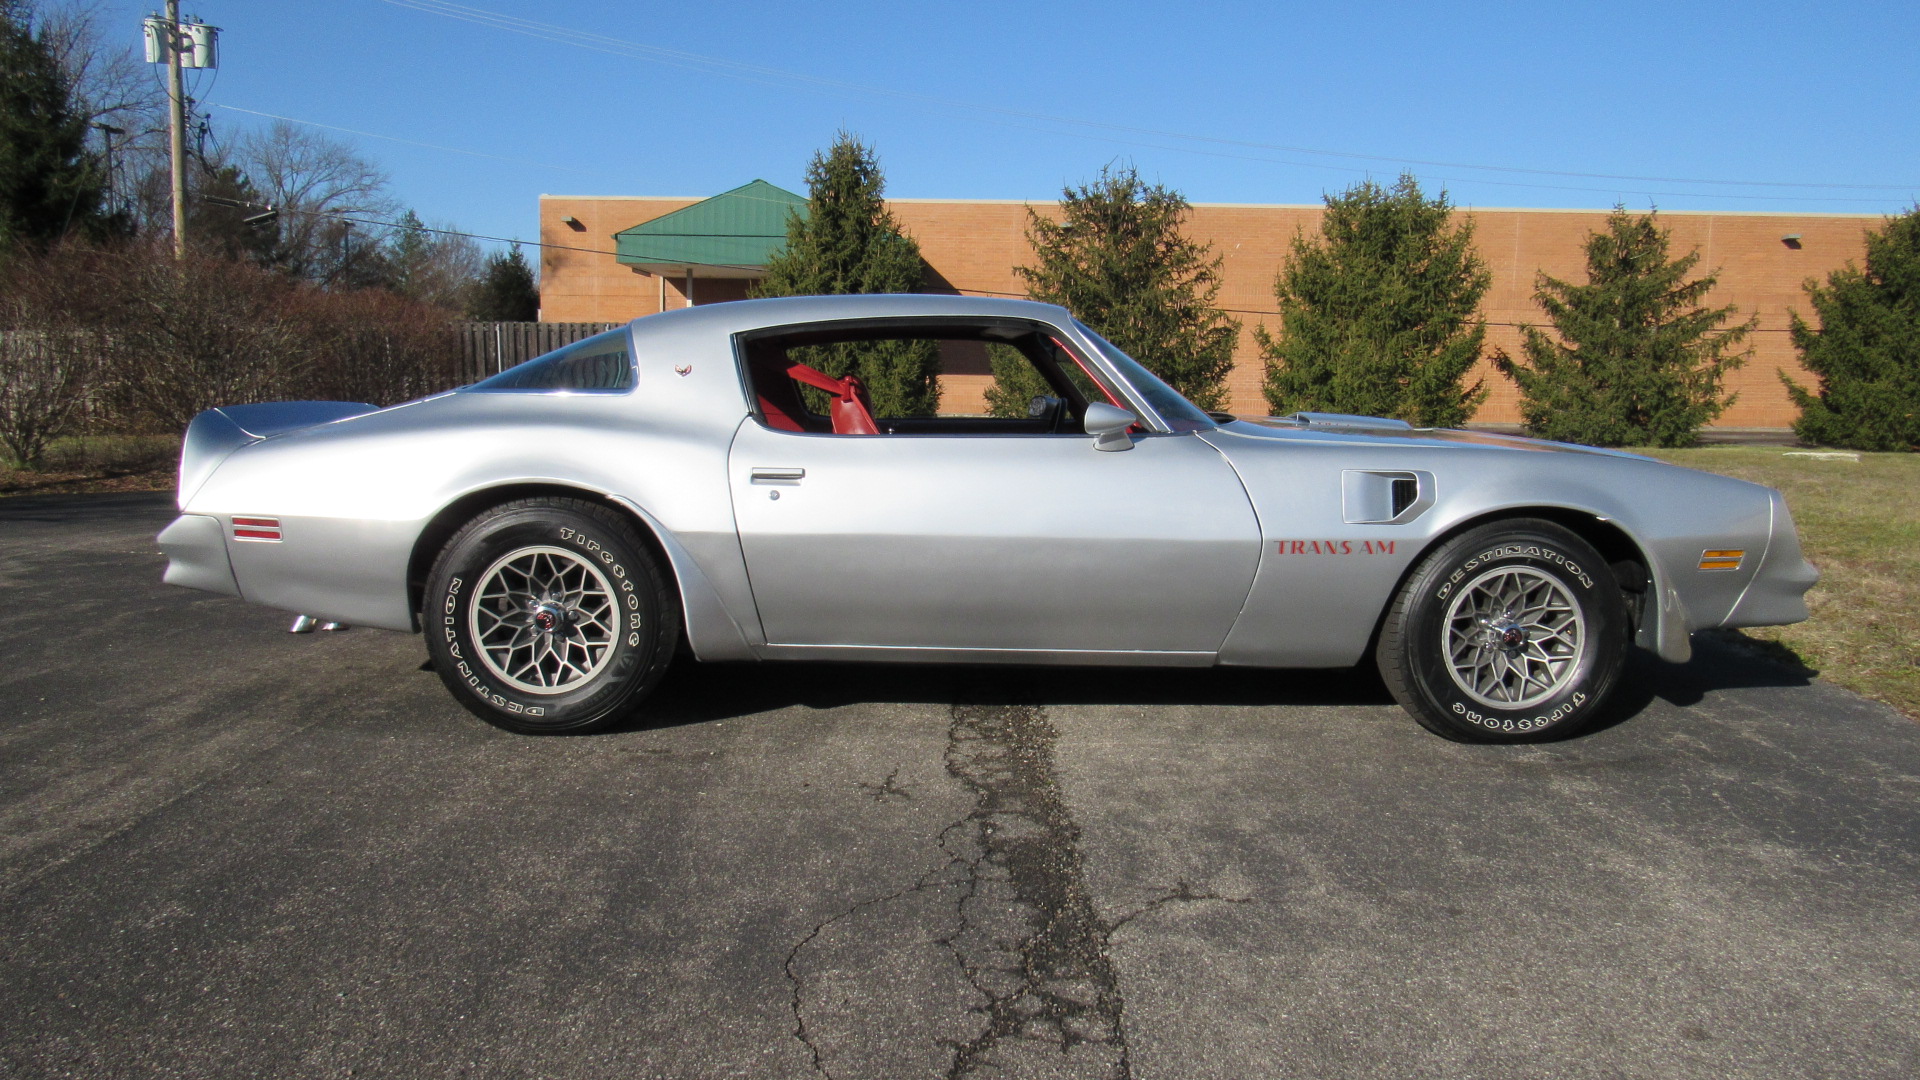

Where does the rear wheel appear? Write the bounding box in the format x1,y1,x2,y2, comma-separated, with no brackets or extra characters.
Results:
424,497,677,734
1377,520,1627,743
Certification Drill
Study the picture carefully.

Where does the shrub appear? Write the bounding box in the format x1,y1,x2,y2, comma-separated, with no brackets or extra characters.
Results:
1007,165,1238,413
1494,208,1751,448
1783,206,1920,451
1259,175,1489,427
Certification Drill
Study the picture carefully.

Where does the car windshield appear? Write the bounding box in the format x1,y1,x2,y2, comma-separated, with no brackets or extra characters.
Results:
1072,321,1216,431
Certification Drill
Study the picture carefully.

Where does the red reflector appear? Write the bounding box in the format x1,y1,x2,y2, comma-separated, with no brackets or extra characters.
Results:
232,516,282,542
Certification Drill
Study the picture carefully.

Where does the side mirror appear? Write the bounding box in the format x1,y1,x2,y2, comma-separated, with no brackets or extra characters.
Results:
1083,402,1137,452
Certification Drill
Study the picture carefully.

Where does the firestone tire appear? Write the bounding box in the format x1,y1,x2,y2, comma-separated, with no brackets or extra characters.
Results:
424,497,678,735
1377,519,1627,744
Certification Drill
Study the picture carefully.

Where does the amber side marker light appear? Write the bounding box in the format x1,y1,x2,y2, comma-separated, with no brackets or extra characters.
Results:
1699,549,1745,571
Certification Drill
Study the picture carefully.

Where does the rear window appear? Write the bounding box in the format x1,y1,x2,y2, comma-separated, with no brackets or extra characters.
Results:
471,328,633,392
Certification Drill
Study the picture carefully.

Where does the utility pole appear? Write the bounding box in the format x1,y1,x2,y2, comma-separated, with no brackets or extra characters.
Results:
91,123,125,218
165,0,187,259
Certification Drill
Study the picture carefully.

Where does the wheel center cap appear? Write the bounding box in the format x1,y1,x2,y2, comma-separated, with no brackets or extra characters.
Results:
531,603,567,632
1499,623,1528,649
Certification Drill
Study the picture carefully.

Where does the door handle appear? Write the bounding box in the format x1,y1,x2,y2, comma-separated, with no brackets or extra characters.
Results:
750,467,806,483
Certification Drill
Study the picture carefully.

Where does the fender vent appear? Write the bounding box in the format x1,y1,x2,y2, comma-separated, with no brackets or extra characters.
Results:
1391,476,1419,517
1342,470,1433,524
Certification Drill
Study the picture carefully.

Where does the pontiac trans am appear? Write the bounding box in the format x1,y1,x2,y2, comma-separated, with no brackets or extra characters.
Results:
157,294,1818,742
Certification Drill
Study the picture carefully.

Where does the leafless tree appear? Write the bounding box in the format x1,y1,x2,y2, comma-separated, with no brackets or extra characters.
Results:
0,244,108,466
234,120,400,282
105,245,307,430
36,1,169,222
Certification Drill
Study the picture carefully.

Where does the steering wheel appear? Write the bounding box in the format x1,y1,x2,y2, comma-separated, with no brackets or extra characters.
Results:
1028,395,1068,434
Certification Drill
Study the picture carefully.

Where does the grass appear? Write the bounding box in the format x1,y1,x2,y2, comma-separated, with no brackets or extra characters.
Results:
0,434,179,496
1642,447,1920,720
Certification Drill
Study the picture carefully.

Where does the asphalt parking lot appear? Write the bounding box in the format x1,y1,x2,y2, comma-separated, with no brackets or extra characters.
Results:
3,492,1918,1079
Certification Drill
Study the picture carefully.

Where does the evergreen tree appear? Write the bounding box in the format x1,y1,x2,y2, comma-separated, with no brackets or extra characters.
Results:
388,210,434,295
0,0,106,250
1001,164,1239,414
187,163,278,265
388,210,483,312
468,244,538,321
1782,206,1920,451
753,131,937,416
1494,208,1750,447
1259,174,1489,427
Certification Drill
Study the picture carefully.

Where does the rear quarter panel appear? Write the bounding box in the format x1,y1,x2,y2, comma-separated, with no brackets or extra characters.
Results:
181,315,758,638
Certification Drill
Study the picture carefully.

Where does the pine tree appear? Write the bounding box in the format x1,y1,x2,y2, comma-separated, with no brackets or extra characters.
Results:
753,132,937,417
468,244,538,321
1782,206,1920,451
1001,165,1238,414
1494,208,1750,448
188,163,278,266
388,210,434,295
388,210,483,312
0,0,106,250
1259,174,1489,427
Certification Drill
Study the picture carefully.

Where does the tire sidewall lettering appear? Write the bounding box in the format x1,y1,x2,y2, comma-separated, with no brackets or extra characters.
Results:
1435,543,1594,602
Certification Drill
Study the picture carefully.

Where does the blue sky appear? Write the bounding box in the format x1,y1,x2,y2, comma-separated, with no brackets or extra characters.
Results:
99,0,1920,253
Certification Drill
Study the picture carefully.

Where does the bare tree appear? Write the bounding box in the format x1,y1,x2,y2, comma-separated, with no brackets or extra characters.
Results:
0,243,106,466
234,120,399,282
106,245,307,430
37,1,167,225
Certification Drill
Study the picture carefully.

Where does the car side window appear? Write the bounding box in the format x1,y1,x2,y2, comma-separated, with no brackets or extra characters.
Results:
470,328,633,393
738,320,1122,436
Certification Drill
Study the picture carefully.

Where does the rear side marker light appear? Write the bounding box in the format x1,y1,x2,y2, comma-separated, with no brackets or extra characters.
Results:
233,516,282,542
1699,549,1744,571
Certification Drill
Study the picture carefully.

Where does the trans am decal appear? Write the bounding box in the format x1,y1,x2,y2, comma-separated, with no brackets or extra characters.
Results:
1274,539,1398,555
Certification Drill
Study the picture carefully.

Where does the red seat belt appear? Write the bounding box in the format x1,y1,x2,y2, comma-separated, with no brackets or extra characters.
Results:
785,362,879,435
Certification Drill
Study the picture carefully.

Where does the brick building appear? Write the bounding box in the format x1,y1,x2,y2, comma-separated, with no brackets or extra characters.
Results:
538,183,1881,428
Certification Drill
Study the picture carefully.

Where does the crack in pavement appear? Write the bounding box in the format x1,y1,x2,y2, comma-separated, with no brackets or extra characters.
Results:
856,767,913,803
937,701,1130,1079
787,700,1249,1079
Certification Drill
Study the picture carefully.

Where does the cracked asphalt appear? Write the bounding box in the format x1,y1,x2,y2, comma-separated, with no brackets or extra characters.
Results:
4,492,1919,1079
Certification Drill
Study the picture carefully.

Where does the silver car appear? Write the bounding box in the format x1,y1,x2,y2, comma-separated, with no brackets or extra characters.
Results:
158,294,1818,742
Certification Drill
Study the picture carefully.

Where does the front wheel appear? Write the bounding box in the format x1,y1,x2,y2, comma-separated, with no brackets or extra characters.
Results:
1377,520,1627,743
424,497,678,735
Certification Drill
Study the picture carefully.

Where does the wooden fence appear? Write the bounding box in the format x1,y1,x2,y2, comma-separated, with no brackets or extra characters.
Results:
456,322,620,384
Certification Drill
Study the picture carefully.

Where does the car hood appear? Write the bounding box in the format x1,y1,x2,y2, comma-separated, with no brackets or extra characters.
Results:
1213,417,1659,461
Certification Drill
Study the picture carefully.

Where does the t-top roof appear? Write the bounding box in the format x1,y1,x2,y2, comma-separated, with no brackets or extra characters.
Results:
613,179,806,271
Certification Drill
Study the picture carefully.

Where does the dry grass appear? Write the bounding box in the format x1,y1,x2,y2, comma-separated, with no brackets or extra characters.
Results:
1644,447,1920,719
0,434,178,497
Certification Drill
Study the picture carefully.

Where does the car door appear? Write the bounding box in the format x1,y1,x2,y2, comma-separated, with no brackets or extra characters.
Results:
726,422,1262,655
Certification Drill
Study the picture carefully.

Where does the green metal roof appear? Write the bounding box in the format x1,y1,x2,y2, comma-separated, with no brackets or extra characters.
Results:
613,179,806,269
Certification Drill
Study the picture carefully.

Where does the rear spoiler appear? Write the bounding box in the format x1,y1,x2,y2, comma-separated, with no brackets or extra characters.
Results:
179,400,376,505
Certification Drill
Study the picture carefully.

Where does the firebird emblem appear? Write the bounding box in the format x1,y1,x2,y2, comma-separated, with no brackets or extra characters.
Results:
674,365,692,377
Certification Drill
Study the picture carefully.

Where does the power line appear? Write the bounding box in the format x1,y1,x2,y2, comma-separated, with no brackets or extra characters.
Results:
377,0,1918,197
215,104,607,177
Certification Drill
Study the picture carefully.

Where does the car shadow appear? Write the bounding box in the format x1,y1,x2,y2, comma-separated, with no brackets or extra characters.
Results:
616,660,1393,732
614,632,1817,736
1583,631,1817,738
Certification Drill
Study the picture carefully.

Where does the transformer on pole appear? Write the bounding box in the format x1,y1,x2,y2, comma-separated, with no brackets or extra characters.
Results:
143,7,220,259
